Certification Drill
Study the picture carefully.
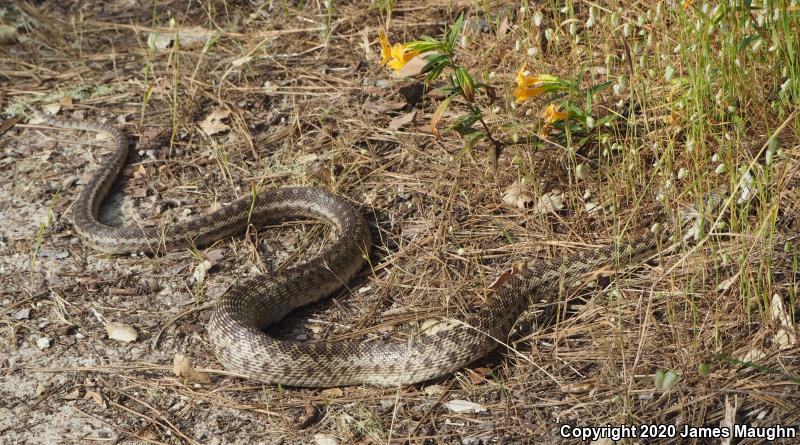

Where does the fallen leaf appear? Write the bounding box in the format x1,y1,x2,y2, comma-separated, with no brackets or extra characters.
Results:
0,25,18,44
496,17,510,39
204,248,226,266
488,263,526,291
84,390,106,408
43,103,62,116
105,322,138,343
562,382,593,393
771,294,797,349
296,153,320,164
423,384,446,396
535,191,564,214
575,163,589,180
314,434,339,445
388,110,416,131
132,165,148,179
740,347,765,363
231,55,253,67
62,388,81,400
172,354,212,385
502,181,535,209
366,100,406,113
445,399,487,414
320,388,343,398
192,259,213,285
147,26,211,50
395,55,427,77
199,109,231,136
467,367,492,384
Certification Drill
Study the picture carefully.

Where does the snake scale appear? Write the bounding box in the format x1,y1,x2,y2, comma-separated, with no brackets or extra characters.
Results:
39,113,690,387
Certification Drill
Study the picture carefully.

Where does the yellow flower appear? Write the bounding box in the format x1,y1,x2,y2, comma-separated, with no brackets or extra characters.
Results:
379,30,392,65
378,30,419,72
512,64,560,103
543,103,568,123
539,103,569,137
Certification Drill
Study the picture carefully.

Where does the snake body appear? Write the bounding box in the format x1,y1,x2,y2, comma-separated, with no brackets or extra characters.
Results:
41,114,672,387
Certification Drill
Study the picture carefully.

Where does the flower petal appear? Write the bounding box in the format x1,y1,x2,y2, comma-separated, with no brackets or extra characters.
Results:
513,85,545,103
379,30,392,65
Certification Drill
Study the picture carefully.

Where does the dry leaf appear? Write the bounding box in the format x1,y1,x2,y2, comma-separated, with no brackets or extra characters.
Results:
445,399,487,414
0,25,18,44
740,347,765,363
314,434,339,445
105,322,138,343
204,248,225,266
395,55,427,77
62,388,81,400
536,191,564,214
502,181,535,209
147,26,211,50
423,384,446,396
367,100,406,113
467,367,492,384
770,294,797,349
43,103,62,116
320,388,343,398
388,110,416,131
496,17,510,39
173,354,212,384
199,109,231,136
84,390,106,408
192,259,213,285
132,164,148,179
562,382,593,393
231,55,253,67
488,262,526,291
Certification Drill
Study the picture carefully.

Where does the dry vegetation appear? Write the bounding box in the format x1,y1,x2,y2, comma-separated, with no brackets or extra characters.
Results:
1,0,799,444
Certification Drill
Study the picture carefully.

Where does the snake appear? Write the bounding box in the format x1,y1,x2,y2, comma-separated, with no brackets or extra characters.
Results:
37,112,705,387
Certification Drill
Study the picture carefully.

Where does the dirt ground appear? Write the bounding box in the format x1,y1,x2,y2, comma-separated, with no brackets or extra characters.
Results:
1,1,799,444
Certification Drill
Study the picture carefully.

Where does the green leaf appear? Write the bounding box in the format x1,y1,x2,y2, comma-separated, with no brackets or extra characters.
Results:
425,62,447,83
451,112,480,136
445,13,465,52
432,86,458,96
431,94,455,137
586,80,612,97
406,39,445,53
738,34,761,50
454,66,475,101
462,129,485,151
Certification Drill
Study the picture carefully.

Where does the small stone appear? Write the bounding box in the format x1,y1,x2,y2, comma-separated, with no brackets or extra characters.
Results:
11,308,31,320
105,322,138,343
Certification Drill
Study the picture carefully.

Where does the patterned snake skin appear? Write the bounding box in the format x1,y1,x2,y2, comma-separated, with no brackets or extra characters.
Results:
39,113,698,387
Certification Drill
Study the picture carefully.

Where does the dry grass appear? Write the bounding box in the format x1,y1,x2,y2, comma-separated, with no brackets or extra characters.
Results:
1,1,798,444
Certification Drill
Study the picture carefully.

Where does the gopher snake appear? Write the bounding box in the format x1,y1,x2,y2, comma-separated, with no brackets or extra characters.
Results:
39,113,703,387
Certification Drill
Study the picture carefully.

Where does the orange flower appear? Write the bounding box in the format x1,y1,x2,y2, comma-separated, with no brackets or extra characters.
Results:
378,30,419,72
512,64,562,103
543,103,568,123
539,103,569,137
